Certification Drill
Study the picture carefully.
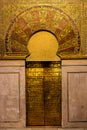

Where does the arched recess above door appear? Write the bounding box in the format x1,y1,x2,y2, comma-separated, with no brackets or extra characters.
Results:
5,5,80,59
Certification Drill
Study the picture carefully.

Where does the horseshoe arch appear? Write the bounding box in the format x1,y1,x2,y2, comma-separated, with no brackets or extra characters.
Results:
5,5,80,59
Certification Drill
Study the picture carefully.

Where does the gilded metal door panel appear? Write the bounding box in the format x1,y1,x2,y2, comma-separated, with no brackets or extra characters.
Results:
44,63,61,126
26,62,44,126
26,62,61,126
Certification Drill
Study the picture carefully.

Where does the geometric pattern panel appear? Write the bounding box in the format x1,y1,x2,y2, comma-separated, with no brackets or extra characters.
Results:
5,5,80,58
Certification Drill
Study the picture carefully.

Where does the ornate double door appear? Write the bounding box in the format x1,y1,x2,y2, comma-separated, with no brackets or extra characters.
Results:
26,61,61,126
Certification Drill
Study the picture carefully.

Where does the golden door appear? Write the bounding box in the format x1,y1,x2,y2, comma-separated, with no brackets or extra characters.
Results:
26,61,61,126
